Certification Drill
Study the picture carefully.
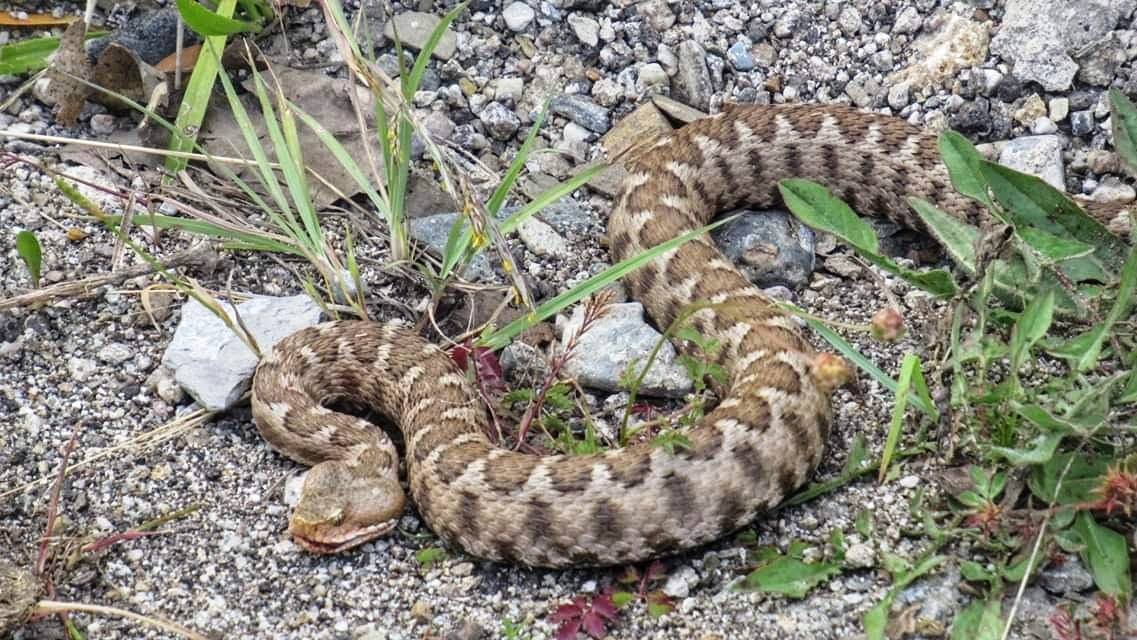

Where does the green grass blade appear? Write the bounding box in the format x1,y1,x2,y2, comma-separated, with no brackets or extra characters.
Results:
486,101,549,216
478,215,736,350
790,310,938,419
175,0,258,35
15,230,43,287
166,0,238,175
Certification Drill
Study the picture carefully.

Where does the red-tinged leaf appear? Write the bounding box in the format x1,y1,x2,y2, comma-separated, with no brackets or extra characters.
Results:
590,593,618,620
555,619,582,640
644,560,666,583
549,599,586,624
581,611,609,639
631,403,658,418
448,341,506,391
617,566,640,583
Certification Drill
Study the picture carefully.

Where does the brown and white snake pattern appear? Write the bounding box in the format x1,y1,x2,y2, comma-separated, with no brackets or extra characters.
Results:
250,103,1131,568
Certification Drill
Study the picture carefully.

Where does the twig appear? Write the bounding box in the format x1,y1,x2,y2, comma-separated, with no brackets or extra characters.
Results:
36,422,82,578
32,601,209,640
1000,450,1080,640
0,243,215,311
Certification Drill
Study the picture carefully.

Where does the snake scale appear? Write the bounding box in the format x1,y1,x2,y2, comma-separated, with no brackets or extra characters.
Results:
251,103,1130,568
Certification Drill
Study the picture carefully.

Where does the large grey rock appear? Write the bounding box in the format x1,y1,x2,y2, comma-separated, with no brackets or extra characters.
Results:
161,295,323,411
997,135,1065,190
560,303,693,398
990,0,1133,91
711,209,816,290
383,11,458,61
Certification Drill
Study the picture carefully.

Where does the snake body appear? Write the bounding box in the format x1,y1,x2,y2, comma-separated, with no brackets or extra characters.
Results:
250,104,1128,568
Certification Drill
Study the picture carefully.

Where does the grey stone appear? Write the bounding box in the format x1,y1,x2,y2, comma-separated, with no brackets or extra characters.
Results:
1071,110,1095,136
836,6,862,35
639,0,676,31
637,63,669,92
161,295,323,411
892,5,922,34
560,303,693,398
383,11,458,61
673,40,713,111
502,2,536,32
844,543,875,569
711,209,816,290
97,343,133,364
568,14,600,47
1039,554,1095,594
478,101,521,140
897,566,963,626
662,565,699,599
887,82,910,110
549,94,611,133
990,0,1129,91
997,135,1065,190
1075,39,1127,87
726,41,755,71
409,212,496,280
517,216,570,258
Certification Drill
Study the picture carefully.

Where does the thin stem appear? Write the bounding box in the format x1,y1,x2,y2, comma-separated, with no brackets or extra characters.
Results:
33,601,208,640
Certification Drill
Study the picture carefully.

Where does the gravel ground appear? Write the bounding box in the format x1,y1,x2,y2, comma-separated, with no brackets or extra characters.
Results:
2,0,1136,639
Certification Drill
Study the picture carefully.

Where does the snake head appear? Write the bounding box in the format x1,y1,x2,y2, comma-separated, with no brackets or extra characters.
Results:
289,460,405,554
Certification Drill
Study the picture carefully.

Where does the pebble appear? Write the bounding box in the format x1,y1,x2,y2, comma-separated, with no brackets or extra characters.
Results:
559,302,692,398
727,41,755,71
568,14,600,47
383,11,457,60
674,40,713,111
477,101,521,140
549,94,611,134
502,2,535,32
997,135,1065,190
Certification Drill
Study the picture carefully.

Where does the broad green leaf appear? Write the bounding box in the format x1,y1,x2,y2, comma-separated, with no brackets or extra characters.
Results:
1016,227,1095,263
610,591,635,608
175,0,258,35
780,179,957,296
949,598,1003,640
15,230,42,287
1009,289,1055,369
907,197,979,273
0,31,107,75
779,178,879,251
414,546,447,569
1028,453,1109,505
1109,88,1137,171
740,555,842,598
988,432,1063,465
1119,370,1137,405
938,131,994,208
1049,245,1137,371
979,160,1127,276
1073,511,1132,598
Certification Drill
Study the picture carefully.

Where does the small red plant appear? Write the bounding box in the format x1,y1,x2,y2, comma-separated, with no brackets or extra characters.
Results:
449,341,505,393
550,588,619,640
613,560,675,618
1090,464,1137,517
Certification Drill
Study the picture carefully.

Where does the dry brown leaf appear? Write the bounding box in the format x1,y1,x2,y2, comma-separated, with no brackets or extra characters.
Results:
43,18,94,126
155,44,202,74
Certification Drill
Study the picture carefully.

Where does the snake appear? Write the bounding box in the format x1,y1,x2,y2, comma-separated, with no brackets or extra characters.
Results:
250,103,1131,568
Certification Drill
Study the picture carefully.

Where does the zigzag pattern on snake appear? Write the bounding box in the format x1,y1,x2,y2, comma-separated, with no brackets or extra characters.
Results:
250,103,1129,568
